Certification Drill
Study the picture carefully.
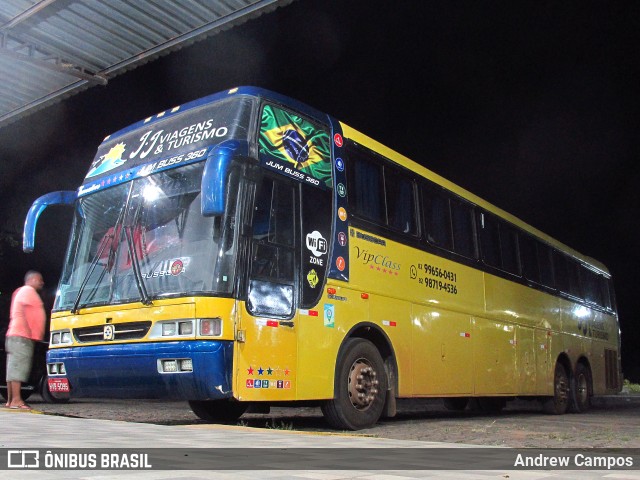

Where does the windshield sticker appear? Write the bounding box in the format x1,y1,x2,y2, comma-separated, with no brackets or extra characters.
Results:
259,105,332,189
141,257,189,279
86,142,127,178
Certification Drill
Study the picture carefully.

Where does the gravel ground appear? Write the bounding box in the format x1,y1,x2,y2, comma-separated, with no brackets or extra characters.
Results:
24,395,640,448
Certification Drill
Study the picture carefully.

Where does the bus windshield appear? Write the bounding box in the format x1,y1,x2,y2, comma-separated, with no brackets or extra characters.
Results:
55,161,238,311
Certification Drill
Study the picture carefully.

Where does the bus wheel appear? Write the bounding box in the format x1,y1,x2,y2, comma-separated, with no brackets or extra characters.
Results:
321,338,388,430
188,400,247,423
571,363,592,413
543,363,570,415
443,397,469,411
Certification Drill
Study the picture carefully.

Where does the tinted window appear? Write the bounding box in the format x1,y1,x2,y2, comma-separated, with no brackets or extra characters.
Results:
582,267,603,306
520,235,540,284
553,251,570,293
500,226,520,275
385,168,417,234
480,212,501,268
348,149,384,224
537,244,554,288
422,188,452,250
451,199,476,258
567,259,582,299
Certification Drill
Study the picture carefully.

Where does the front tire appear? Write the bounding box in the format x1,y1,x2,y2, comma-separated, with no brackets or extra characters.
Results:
321,338,388,430
188,400,247,423
543,362,570,415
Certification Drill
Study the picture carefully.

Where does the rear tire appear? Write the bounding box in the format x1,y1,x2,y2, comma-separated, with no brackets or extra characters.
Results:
570,363,592,413
543,362,570,415
188,400,247,423
321,338,388,430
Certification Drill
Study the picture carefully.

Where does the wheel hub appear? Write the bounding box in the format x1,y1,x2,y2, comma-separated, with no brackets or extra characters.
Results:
348,359,379,410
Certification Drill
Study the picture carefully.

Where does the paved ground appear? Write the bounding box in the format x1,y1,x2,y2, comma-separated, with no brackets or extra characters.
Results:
1,400,639,479
22,393,640,448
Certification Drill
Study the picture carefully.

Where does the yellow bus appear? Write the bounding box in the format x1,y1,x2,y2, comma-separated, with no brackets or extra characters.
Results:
25,87,622,430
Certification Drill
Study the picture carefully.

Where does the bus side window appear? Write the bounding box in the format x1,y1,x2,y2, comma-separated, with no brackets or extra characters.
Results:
422,188,453,250
582,266,604,307
348,147,384,224
385,168,417,234
500,225,520,275
600,277,614,311
247,177,295,317
479,212,501,268
520,234,541,284
450,198,477,258
553,251,570,293
537,243,554,288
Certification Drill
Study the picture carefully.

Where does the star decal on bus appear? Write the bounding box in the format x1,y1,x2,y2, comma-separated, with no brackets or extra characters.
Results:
247,366,254,375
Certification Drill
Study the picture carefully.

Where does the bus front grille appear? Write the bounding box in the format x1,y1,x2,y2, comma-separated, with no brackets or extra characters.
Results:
73,321,152,343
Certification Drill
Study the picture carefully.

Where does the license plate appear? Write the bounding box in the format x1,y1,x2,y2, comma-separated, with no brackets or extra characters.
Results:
48,377,70,392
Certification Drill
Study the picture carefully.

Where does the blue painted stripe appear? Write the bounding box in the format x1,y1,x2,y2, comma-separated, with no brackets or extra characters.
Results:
46,341,234,400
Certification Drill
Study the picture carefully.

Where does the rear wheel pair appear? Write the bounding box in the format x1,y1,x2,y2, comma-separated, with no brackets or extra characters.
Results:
543,362,591,414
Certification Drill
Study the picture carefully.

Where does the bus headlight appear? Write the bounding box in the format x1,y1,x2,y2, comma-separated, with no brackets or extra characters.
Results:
50,330,72,345
162,323,177,336
178,321,193,335
154,320,195,338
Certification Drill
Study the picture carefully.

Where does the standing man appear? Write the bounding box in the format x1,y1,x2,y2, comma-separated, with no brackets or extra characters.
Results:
5,270,46,409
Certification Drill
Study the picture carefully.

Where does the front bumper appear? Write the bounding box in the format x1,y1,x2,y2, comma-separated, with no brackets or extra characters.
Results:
46,340,234,400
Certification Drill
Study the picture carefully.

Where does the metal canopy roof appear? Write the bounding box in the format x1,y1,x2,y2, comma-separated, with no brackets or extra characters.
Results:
0,0,293,128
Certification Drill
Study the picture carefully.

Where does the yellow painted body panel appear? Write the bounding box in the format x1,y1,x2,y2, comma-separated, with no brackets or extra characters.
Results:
233,301,298,401
49,297,237,347
293,226,619,400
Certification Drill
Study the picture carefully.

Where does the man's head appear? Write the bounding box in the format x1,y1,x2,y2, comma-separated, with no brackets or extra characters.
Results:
24,270,44,291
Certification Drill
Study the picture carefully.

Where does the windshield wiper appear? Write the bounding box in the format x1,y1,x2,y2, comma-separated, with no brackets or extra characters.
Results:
71,185,131,314
123,225,152,306
70,229,113,314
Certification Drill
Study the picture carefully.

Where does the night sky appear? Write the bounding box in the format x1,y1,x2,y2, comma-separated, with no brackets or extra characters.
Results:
1,0,639,380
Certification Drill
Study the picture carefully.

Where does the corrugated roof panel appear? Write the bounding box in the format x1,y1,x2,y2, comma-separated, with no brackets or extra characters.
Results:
0,0,295,128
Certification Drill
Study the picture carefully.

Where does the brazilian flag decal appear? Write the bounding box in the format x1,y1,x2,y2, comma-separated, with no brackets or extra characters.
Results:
259,105,332,188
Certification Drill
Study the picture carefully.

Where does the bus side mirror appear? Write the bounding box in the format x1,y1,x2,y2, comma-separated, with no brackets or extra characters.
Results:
201,140,245,217
23,190,77,252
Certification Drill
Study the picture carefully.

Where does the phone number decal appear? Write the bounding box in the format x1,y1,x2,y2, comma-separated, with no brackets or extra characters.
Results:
410,263,459,295
422,263,457,282
422,278,458,294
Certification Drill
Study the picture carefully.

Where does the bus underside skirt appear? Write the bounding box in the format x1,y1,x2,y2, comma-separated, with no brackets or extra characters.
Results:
46,340,234,400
